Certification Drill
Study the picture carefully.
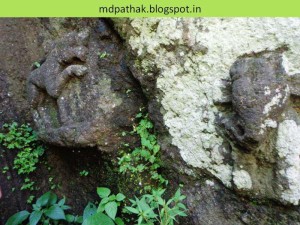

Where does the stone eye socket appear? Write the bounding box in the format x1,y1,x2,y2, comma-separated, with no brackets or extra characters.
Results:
236,124,245,136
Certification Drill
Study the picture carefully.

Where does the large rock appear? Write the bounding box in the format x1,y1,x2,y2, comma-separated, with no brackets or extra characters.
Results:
2,17,300,225
0,19,45,125
0,18,145,223
224,52,289,151
0,18,45,222
113,18,300,223
224,52,300,205
27,20,145,151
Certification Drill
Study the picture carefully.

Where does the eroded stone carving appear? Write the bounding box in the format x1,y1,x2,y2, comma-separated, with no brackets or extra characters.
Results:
114,18,300,206
224,52,300,204
28,31,89,107
111,18,300,224
224,53,290,151
27,20,144,151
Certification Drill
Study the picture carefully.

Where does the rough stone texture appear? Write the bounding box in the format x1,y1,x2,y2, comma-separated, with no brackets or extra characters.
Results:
27,20,145,150
2,17,300,225
113,18,300,223
0,19,45,125
222,52,300,203
276,120,300,205
233,170,253,190
0,18,143,223
224,53,289,151
179,177,300,225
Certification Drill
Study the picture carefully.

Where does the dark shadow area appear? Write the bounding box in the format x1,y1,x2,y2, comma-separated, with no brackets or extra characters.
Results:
0,144,119,222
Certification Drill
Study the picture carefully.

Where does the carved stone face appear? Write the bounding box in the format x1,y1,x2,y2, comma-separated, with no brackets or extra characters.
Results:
224,53,290,151
223,52,300,204
27,20,144,151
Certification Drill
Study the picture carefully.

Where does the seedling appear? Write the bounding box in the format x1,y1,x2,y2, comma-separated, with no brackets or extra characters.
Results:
80,170,89,177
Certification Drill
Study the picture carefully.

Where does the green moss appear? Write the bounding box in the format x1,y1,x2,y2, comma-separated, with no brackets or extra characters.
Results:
48,107,60,128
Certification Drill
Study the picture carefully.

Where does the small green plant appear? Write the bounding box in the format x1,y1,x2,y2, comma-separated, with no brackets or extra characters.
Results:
0,122,44,175
6,191,82,225
2,166,9,174
0,122,36,149
82,187,187,225
27,195,35,204
33,62,41,68
79,170,89,177
20,178,35,191
126,89,132,97
48,177,58,190
118,113,167,192
14,145,44,175
0,122,44,190
125,188,187,225
82,187,125,225
98,51,108,59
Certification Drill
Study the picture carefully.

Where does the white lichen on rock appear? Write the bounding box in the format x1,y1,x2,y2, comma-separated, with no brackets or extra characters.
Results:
205,180,215,187
263,86,290,115
276,120,300,205
114,18,300,203
233,170,253,190
264,86,271,95
259,119,278,134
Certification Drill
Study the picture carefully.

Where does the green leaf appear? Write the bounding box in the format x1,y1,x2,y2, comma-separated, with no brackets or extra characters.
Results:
136,113,143,118
138,216,143,225
34,62,41,68
44,205,66,220
108,195,116,201
75,216,83,223
65,214,75,223
83,202,97,220
58,198,65,206
157,196,165,206
116,193,125,202
29,211,43,225
178,194,186,201
100,197,109,205
7,143,15,149
174,188,181,199
177,203,187,210
153,145,160,154
115,217,125,225
48,192,58,205
125,206,139,214
137,164,145,172
177,211,187,217
105,201,118,220
61,205,71,210
82,213,114,225
5,211,30,225
43,219,49,225
36,192,51,207
32,204,41,211
97,187,111,198
138,198,151,212
97,201,106,213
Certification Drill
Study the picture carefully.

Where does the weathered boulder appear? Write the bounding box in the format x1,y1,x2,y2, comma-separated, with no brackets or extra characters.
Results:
113,18,300,223
27,20,145,151
0,19,145,223
3,17,300,225
224,52,300,205
0,18,45,222
0,19,45,125
224,52,289,151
